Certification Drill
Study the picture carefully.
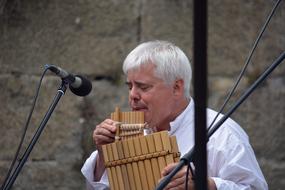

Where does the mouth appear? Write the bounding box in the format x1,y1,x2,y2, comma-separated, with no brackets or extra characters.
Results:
132,106,148,112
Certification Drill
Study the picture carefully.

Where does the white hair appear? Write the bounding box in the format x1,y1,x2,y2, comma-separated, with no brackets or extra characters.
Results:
123,40,192,99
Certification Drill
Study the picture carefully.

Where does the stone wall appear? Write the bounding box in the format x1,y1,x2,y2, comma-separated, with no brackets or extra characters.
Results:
0,0,284,189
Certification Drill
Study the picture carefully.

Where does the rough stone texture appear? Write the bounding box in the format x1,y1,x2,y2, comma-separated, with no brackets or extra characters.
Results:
0,75,86,189
235,77,285,189
0,0,284,189
0,0,140,77
208,0,285,76
140,0,193,53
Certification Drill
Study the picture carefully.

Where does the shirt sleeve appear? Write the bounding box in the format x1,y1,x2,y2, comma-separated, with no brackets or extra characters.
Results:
81,151,110,190
208,121,268,190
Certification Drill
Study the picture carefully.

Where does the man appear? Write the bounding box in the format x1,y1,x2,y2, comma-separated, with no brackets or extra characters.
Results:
81,40,268,190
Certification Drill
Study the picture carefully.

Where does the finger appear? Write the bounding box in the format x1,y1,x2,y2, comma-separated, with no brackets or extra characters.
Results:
164,174,186,189
94,133,115,145
94,125,116,138
93,122,117,146
161,164,194,190
171,167,189,181
94,119,118,137
93,129,115,145
165,175,194,190
100,119,117,133
161,162,178,176
161,163,189,178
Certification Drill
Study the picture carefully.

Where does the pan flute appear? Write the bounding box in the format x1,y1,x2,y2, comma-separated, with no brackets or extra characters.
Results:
101,107,180,190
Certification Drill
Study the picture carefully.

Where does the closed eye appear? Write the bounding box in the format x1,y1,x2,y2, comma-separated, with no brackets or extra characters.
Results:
137,83,152,91
125,81,152,91
125,82,132,90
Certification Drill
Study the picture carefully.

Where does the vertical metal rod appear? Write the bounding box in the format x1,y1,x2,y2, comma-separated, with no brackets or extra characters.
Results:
193,0,208,190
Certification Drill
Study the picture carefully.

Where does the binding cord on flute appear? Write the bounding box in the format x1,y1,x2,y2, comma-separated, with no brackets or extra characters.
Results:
112,107,147,141
114,122,147,140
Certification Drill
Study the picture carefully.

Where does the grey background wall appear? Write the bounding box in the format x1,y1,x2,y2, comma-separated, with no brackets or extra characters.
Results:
0,0,284,189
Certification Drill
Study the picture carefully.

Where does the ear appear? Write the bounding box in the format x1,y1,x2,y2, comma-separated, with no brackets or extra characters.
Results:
173,79,184,97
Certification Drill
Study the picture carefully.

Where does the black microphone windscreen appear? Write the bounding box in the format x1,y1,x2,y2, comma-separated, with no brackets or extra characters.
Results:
69,75,92,96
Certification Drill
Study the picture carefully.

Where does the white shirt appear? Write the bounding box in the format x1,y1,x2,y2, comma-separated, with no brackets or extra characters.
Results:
81,99,268,190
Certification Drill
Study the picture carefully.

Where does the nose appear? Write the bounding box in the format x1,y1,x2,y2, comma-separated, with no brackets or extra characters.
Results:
129,86,140,102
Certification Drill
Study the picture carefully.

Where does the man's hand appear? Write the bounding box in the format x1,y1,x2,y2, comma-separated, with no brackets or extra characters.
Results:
160,163,194,190
93,119,117,149
93,119,117,181
160,163,217,190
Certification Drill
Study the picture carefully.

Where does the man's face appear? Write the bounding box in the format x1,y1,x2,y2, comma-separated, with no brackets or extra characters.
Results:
126,63,176,131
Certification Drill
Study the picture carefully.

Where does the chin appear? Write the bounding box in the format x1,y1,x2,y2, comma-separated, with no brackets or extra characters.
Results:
143,111,151,120
133,108,149,115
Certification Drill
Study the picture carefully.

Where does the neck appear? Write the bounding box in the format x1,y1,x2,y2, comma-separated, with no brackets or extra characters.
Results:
170,97,190,120
156,97,190,131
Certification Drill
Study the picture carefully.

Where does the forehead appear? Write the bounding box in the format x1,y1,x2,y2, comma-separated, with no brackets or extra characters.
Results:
126,64,161,82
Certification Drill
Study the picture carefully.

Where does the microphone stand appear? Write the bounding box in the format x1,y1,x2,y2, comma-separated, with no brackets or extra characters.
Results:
155,52,285,190
3,80,68,190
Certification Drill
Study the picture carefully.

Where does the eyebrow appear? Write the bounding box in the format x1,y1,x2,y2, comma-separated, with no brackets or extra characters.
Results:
125,81,150,86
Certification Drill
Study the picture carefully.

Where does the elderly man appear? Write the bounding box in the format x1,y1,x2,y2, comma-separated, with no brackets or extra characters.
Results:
81,40,268,190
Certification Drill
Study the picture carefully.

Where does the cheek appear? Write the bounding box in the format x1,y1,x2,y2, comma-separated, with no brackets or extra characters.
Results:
144,89,171,107
145,96,166,117
141,94,159,109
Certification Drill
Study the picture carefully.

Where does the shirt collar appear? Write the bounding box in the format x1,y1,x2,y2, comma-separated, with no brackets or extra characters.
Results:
169,97,194,135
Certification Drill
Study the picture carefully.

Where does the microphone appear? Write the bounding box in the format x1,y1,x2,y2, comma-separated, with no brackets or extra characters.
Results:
45,64,92,96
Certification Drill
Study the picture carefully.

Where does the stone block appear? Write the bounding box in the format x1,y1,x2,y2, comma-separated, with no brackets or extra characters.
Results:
0,75,84,160
0,0,139,76
208,0,285,76
0,160,85,190
259,158,285,190
140,0,193,54
234,77,285,161
0,74,85,186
